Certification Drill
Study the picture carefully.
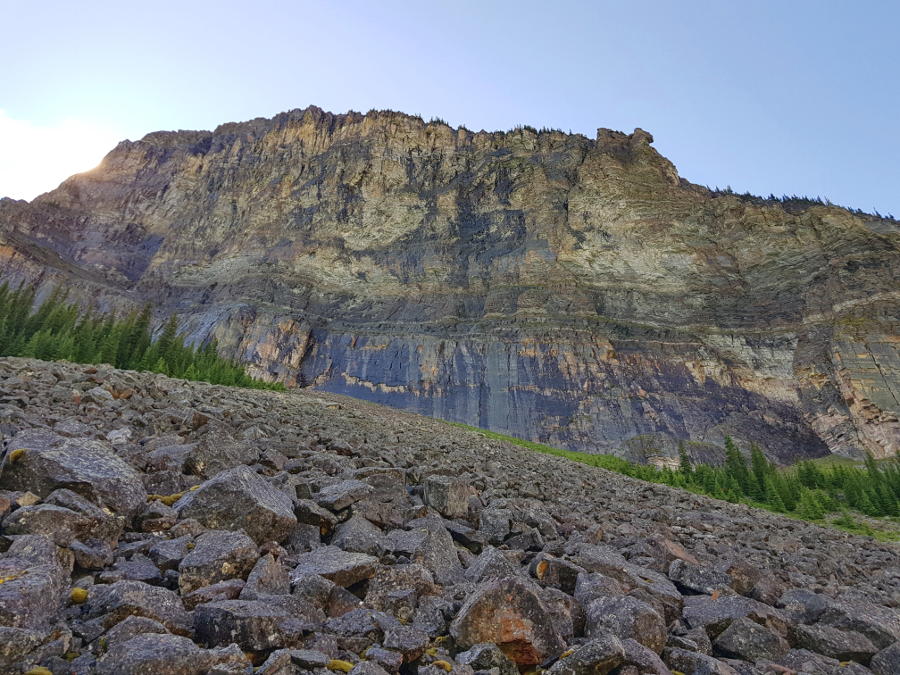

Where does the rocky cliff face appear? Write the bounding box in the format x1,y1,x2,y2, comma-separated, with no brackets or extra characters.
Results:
1,107,898,462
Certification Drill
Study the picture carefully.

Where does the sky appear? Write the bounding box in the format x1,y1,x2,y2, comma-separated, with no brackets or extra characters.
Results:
2,0,899,215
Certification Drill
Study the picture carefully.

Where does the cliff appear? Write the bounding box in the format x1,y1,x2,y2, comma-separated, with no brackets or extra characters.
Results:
1,106,898,463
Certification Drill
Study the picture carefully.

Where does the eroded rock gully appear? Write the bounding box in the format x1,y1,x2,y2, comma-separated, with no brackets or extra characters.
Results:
0,357,898,673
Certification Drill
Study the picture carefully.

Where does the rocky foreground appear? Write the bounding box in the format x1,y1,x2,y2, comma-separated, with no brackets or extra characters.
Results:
0,357,898,674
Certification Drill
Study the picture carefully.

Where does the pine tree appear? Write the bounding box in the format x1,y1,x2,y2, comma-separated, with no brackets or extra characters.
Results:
678,443,692,474
723,436,751,496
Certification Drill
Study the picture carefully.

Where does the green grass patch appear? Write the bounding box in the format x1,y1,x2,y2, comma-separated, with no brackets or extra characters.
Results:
449,422,900,542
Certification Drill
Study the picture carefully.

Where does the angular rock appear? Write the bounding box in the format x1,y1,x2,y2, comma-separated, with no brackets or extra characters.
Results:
148,535,194,571
619,638,671,675
294,499,338,535
331,514,388,556
84,580,191,635
178,529,258,594
664,647,739,675
682,595,787,639
423,475,472,519
456,643,518,675
193,597,324,650
547,635,626,675
95,632,250,674
871,641,900,675
789,622,878,665
0,554,67,629
174,465,296,543
240,552,290,598
530,552,585,594
382,624,429,662
291,546,378,587
585,595,667,654
669,559,732,595
465,546,521,583
449,576,565,666
713,616,789,662
315,479,374,511
99,615,169,649
817,598,900,649
0,429,146,517
365,563,438,613
182,578,245,611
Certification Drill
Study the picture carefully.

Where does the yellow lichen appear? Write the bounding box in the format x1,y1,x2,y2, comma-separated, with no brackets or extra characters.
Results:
327,660,354,672
70,587,88,604
425,647,438,657
320,524,331,536
8,448,26,462
147,492,184,506
0,572,25,584
432,660,453,672
559,648,575,658
188,484,201,491
24,668,53,675
535,559,549,579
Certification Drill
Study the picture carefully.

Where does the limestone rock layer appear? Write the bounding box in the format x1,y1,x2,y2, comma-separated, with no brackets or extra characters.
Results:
1,106,898,462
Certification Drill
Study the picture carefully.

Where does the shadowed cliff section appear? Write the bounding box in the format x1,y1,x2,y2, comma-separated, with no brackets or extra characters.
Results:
1,106,898,463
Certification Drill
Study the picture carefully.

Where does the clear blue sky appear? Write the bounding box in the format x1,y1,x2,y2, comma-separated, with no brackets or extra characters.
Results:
2,0,899,215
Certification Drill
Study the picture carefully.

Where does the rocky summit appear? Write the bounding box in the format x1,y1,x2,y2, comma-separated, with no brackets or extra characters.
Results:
0,356,899,674
0,107,898,464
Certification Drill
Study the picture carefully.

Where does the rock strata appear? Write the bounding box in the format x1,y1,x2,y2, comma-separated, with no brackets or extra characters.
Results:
1,106,897,462
0,356,897,674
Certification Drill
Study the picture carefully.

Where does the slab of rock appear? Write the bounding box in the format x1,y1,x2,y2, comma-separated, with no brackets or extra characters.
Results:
664,647,739,675
84,580,191,635
0,554,67,629
871,642,900,675
668,559,732,595
331,514,388,556
382,624,429,662
585,595,667,654
449,576,565,666
240,553,290,598
789,622,879,665
193,597,324,650
713,616,789,662
178,529,258,594
182,578,245,611
291,546,378,587
315,479,374,511
98,615,169,650
546,635,626,675
174,465,296,543
682,594,787,639
456,642,519,675
95,632,250,674
0,430,146,517
465,546,521,582
530,552,584,594
817,598,900,649
424,475,472,519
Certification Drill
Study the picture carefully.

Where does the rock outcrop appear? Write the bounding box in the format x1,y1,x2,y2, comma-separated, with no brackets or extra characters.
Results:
0,356,898,673
1,107,898,462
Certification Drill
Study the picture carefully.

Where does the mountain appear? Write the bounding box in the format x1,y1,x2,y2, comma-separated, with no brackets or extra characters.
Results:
1,106,898,464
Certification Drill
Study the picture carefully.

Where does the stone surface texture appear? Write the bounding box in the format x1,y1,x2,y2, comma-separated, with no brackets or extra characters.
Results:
0,357,897,673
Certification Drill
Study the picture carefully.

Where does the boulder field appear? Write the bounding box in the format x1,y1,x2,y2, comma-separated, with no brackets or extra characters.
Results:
0,356,898,674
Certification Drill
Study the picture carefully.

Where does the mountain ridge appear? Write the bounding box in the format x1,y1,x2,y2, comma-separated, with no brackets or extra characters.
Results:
1,105,898,464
